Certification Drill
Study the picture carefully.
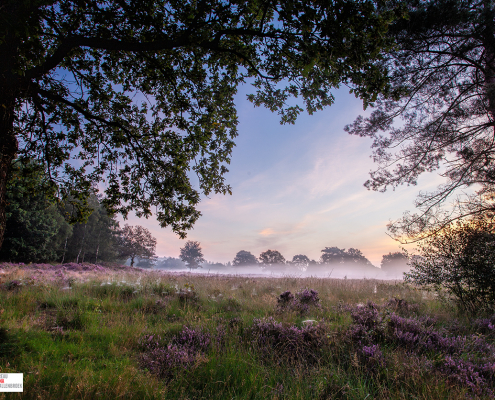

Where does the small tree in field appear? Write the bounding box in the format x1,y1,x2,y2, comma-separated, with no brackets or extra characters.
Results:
405,217,495,313
179,241,205,270
117,225,157,267
232,250,258,266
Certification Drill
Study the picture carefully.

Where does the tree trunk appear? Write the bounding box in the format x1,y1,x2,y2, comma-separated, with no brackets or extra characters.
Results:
76,224,87,264
483,0,495,126
61,234,68,264
0,103,17,252
95,230,101,264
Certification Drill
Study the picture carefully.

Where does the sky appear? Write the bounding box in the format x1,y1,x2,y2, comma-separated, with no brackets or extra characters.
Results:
118,83,445,268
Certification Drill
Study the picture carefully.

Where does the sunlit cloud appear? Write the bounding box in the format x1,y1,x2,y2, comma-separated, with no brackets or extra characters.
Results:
259,228,275,236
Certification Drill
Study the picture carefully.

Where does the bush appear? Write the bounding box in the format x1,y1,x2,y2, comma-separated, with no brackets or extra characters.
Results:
405,217,495,313
276,288,321,315
250,317,327,365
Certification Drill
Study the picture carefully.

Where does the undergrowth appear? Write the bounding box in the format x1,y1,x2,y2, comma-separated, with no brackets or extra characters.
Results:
0,262,492,399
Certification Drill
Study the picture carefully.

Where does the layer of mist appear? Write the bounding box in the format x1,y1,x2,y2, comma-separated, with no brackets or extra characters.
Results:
148,261,411,280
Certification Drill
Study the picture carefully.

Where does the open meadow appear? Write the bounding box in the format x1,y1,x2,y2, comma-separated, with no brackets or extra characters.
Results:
0,262,494,399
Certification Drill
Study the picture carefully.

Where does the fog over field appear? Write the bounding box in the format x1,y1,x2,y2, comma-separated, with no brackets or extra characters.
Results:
149,259,411,280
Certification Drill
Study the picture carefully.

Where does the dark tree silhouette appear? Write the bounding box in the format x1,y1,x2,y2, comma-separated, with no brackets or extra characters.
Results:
179,241,205,270
320,247,372,266
232,250,258,266
405,216,495,312
380,251,410,277
346,0,495,241
0,0,400,250
116,225,157,267
0,162,71,262
259,250,286,268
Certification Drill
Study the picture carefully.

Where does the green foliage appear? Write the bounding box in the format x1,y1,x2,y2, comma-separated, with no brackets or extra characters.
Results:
380,251,410,276
405,217,495,313
0,162,72,262
381,251,407,268
1,0,402,244
155,257,187,270
116,224,157,267
1,266,491,399
1,164,123,263
62,194,121,264
291,254,311,271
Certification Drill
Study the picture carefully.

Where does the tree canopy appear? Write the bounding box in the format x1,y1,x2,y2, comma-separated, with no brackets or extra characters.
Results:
259,249,286,266
380,251,408,268
179,240,205,269
320,246,372,266
291,254,310,271
232,250,257,266
0,162,71,262
345,0,495,241
405,216,495,312
0,0,400,249
116,224,157,267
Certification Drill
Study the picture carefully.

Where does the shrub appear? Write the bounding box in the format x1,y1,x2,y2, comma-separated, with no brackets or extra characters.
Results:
405,216,495,313
343,302,495,397
276,288,321,315
250,317,327,365
139,337,197,380
139,326,217,380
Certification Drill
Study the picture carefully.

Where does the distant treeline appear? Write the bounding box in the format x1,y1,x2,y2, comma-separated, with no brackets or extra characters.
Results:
156,245,410,276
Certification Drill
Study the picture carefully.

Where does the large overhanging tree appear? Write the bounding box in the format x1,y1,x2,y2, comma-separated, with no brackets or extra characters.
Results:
346,0,495,241
0,0,399,250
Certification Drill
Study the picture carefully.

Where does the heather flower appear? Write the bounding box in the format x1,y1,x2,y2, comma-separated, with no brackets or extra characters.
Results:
295,288,320,307
173,326,211,353
441,356,492,397
139,326,214,381
140,342,197,380
277,291,294,310
215,324,227,349
344,303,495,396
250,317,327,365
276,288,321,315
474,315,495,336
385,297,419,314
359,344,386,370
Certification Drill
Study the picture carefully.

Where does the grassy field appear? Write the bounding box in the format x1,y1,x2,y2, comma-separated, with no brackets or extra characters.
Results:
0,262,494,399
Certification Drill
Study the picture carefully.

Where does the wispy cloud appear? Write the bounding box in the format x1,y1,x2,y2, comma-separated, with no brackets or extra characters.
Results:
115,89,446,268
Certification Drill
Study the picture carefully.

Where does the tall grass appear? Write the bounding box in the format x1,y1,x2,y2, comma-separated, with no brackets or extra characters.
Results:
0,262,493,399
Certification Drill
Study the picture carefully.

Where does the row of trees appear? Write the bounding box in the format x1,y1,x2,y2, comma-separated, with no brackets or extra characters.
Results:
0,162,157,266
167,240,408,272
232,247,382,271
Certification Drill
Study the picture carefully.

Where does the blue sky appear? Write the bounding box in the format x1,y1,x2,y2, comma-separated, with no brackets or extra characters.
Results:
119,83,444,267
